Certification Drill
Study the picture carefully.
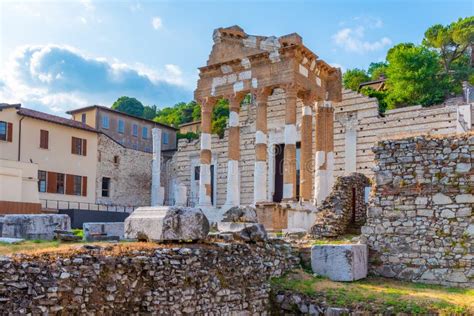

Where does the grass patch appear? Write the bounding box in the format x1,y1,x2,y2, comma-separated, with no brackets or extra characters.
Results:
271,270,473,314
312,234,358,245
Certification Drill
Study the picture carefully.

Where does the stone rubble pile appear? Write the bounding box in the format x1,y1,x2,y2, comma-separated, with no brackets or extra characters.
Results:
0,241,300,314
311,173,371,238
362,133,473,287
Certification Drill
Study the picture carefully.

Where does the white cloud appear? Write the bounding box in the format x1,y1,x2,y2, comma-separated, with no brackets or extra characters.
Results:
0,45,191,115
79,0,95,11
332,26,391,53
152,17,162,30
130,1,142,12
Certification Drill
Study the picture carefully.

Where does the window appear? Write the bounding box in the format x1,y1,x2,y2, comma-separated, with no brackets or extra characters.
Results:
73,175,82,196
65,174,86,196
142,126,148,139
56,173,65,194
0,121,12,142
102,115,109,129
118,119,125,134
163,132,169,145
71,137,87,156
102,177,110,197
40,130,49,149
81,113,86,124
113,155,119,164
0,122,6,141
132,124,138,137
194,166,200,181
38,170,47,192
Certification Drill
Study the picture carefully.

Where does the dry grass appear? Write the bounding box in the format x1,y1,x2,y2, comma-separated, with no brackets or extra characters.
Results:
271,270,474,314
0,240,219,258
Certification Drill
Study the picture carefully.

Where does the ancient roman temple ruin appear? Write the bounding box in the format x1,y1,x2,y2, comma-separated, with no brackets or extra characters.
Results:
192,26,341,211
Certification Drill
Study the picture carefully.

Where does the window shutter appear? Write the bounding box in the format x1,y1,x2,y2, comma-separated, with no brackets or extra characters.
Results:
40,130,49,149
66,174,74,195
82,139,87,156
82,176,87,196
71,137,75,154
47,172,57,193
45,130,49,149
7,123,13,142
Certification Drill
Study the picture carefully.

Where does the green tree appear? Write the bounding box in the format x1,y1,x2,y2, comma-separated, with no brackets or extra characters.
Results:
111,96,145,117
342,69,370,91
367,62,388,80
143,105,157,120
385,43,447,108
423,16,474,75
212,99,229,138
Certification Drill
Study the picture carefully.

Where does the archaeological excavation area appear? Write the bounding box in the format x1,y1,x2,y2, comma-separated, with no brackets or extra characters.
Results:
0,25,472,315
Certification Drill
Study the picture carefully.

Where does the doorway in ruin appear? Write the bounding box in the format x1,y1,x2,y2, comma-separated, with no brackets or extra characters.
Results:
272,142,301,202
189,156,216,207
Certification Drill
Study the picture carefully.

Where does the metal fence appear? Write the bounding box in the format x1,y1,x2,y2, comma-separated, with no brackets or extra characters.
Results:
41,199,142,213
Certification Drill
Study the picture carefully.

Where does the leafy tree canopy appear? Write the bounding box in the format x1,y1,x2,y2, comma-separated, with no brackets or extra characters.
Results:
422,16,473,74
342,69,370,91
367,62,388,80
111,96,144,117
385,43,447,108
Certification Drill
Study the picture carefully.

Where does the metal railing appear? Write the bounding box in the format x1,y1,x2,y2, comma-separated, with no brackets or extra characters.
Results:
41,199,143,213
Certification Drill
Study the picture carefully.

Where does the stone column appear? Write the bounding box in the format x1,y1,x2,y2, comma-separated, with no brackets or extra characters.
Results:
151,128,164,206
254,88,272,204
199,97,215,207
340,114,358,175
224,93,245,208
299,93,314,202
283,85,298,201
314,101,335,205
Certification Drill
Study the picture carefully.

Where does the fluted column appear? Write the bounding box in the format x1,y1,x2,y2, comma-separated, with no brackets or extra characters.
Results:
254,88,272,204
199,97,216,207
283,85,298,201
224,93,246,208
299,93,315,202
314,101,335,205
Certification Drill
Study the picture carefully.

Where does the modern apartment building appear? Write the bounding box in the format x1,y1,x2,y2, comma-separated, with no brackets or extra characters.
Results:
0,104,98,213
67,105,178,155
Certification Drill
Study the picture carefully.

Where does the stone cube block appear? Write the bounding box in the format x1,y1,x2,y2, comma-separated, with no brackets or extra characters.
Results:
83,222,124,241
311,244,368,281
1,214,70,240
124,206,209,241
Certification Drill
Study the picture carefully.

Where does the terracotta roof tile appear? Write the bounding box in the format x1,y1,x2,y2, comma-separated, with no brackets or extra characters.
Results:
17,108,98,133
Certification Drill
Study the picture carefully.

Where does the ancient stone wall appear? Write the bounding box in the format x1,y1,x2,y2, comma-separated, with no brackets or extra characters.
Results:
0,241,300,314
362,133,473,287
96,134,151,206
311,173,371,237
334,89,466,179
170,88,467,208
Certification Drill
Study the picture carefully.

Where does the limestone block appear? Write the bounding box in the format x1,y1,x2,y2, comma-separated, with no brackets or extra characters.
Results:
222,205,257,223
1,214,70,240
311,244,368,281
124,206,209,241
174,184,187,206
83,222,124,241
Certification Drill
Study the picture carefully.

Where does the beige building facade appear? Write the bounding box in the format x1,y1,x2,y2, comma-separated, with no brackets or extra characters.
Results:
68,105,178,155
0,104,98,212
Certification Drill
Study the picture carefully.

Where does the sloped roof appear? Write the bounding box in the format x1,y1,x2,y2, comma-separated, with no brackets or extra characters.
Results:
17,108,98,133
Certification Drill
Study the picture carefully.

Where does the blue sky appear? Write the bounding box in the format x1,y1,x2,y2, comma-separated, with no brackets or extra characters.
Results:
0,0,472,115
